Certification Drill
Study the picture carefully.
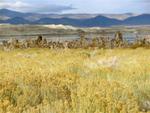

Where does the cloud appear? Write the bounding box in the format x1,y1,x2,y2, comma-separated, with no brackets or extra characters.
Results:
0,0,31,11
0,0,149,13
0,0,75,13
31,4,75,13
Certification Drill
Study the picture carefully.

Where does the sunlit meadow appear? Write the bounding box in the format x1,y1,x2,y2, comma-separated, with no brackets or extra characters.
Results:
0,48,150,113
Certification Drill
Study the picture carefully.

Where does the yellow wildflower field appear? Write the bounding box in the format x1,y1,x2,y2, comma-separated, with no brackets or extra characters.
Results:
0,48,150,113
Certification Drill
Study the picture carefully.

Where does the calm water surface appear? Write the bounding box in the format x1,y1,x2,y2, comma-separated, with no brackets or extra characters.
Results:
0,32,148,44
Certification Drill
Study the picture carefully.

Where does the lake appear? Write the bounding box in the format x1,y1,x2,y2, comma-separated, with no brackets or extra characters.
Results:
0,31,150,45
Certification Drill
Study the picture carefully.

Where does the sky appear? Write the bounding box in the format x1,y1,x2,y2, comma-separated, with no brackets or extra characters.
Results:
0,0,149,14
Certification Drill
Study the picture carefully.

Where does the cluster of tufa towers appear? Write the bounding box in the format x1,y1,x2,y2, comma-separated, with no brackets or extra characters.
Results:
1,31,150,51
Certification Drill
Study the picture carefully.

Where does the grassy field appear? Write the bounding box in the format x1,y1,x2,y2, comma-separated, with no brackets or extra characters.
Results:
0,48,150,113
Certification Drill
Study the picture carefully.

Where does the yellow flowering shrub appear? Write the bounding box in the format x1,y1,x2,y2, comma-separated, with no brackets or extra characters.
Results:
0,48,149,113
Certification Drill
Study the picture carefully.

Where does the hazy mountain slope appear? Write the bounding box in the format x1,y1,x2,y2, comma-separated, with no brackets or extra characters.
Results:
4,17,30,24
35,16,122,27
0,8,136,20
123,14,150,25
0,9,150,27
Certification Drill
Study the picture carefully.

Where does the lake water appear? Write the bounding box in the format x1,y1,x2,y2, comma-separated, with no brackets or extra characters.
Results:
0,32,147,44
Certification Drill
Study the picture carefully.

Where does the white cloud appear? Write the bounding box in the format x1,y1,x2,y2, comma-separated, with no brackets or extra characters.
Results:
0,0,149,13
0,0,75,13
0,0,31,11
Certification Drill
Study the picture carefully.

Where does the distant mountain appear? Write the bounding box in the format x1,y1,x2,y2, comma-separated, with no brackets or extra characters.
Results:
4,17,30,24
0,8,136,20
123,14,150,25
102,13,138,20
0,15,10,20
35,17,79,26
0,9,150,27
35,16,121,27
0,9,42,21
0,9,28,18
81,16,121,27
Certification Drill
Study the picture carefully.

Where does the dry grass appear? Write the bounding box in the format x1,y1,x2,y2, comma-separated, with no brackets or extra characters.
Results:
0,48,150,113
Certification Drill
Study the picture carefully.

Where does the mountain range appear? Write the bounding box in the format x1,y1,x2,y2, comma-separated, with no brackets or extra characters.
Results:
0,8,150,27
